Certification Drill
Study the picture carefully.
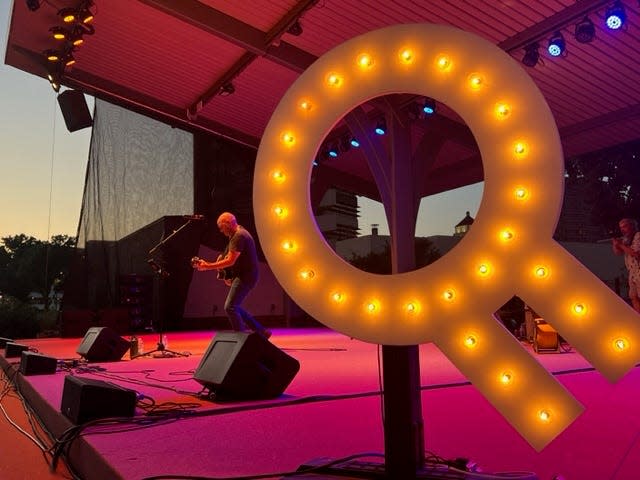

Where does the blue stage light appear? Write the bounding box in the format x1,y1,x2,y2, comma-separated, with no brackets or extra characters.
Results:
374,119,386,135
350,137,360,148
605,2,626,30
547,32,565,57
422,98,436,115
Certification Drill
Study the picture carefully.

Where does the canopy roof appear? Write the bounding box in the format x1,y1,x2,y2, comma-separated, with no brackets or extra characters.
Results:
5,0,640,200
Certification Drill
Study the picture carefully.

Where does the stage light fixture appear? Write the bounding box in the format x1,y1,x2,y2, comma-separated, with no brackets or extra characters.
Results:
327,143,339,157
575,16,596,43
287,20,303,36
547,32,566,57
374,119,386,135
522,42,540,67
47,72,61,93
50,26,68,40
58,1,94,24
422,97,436,115
64,53,76,67
70,30,84,47
44,49,60,62
58,7,76,23
605,2,626,30
26,0,40,11
349,137,360,148
78,5,94,24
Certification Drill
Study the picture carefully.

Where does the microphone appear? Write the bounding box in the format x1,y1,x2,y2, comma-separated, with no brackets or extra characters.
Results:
183,214,205,220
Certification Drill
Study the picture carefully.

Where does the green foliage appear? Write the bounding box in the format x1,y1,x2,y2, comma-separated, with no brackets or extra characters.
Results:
566,139,640,233
0,296,41,339
348,237,441,274
0,234,76,308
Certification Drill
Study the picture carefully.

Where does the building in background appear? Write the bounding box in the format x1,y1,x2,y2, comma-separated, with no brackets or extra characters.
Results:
314,188,360,246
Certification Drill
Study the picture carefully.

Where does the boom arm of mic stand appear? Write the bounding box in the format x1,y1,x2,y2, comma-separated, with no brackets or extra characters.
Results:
148,218,196,255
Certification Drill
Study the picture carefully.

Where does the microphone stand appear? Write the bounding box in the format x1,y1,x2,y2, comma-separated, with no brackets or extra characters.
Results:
133,217,200,359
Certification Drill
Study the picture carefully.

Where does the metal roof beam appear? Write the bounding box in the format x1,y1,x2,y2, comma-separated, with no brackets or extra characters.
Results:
62,67,261,148
185,0,318,116
499,0,611,52
137,0,317,73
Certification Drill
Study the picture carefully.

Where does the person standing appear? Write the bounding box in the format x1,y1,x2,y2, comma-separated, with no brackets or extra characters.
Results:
612,218,640,313
192,212,271,338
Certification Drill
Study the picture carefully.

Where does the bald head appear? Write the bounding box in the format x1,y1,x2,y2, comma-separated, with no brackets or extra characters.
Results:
217,212,238,237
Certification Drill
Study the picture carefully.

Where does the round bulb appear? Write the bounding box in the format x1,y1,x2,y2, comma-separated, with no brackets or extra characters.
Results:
515,187,529,200
436,55,451,71
500,372,513,385
399,49,414,64
535,266,548,278
327,73,342,87
281,132,295,146
271,170,286,183
357,53,373,68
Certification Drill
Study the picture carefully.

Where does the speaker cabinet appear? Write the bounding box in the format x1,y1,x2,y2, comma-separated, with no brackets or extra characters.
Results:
194,331,300,400
4,343,29,358
0,337,14,348
20,351,58,375
60,375,137,424
76,327,130,362
57,89,93,132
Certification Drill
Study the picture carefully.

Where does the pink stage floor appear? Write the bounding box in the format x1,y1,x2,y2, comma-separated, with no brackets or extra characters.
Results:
2,327,640,480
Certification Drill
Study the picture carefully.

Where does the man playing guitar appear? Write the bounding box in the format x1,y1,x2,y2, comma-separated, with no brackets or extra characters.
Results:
191,212,271,339
192,254,233,286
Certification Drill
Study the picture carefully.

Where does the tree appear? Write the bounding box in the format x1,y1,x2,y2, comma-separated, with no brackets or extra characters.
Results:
348,237,441,274
0,234,76,309
566,139,640,233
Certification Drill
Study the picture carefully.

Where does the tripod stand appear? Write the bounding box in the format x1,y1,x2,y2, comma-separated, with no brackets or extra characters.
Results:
132,217,199,359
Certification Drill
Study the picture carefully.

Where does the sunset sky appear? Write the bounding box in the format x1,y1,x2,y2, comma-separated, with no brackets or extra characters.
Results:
0,2,481,242
0,2,92,241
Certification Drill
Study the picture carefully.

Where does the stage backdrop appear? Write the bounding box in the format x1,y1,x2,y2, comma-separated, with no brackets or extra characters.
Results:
63,100,311,334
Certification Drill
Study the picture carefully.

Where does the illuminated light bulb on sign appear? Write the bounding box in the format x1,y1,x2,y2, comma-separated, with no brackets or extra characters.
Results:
357,53,374,69
399,48,414,64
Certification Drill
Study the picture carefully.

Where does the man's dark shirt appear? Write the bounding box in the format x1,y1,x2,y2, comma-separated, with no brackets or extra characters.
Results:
226,226,259,284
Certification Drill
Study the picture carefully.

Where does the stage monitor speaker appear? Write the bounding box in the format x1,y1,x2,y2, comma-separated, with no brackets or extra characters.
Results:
4,343,29,358
0,337,14,348
76,327,130,362
20,351,58,375
194,331,300,400
57,89,93,132
60,375,137,424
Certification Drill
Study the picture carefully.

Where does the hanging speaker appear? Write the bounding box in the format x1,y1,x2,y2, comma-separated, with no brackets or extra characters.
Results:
194,331,300,400
76,327,130,362
57,89,93,132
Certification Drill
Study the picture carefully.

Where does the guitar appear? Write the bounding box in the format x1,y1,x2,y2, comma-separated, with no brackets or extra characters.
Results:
191,256,234,285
